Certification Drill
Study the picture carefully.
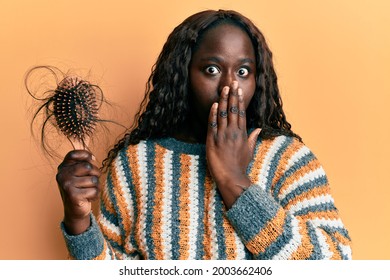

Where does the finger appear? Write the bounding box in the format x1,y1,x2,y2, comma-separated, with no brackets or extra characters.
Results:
73,175,100,189
67,185,100,203
59,150,95,170
237,88,246,130
217,86,229,129
73,162,101,177
56,162,101,189
58,170,100,188
63,161,101,177
227,81,239,127
63,150,93,162
248,128,262,156
207,102,218,141
81,187,100,202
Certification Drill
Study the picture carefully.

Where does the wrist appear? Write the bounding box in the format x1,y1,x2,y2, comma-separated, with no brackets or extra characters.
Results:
63,213,91,235
216,173,251,190
215,175,251,209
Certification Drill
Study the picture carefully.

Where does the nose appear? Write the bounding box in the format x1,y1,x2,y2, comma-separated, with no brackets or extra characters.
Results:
218,70,235,94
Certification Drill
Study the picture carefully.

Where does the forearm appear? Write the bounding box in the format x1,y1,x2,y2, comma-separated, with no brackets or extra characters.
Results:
226,184,352,260
63,214,91,235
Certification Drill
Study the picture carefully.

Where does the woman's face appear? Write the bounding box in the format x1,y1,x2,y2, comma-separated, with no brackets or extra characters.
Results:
189,23,256,128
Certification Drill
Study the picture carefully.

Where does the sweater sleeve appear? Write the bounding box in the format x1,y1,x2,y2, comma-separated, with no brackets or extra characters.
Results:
61,153,139,260
225,136,352,260
61,214,107,259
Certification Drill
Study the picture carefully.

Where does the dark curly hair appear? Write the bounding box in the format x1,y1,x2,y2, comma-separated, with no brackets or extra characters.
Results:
102,9,301,170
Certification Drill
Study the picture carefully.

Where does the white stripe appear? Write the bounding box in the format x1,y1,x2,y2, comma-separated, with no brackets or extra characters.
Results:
137,141,149,257
188,155,199,259
113,156,139,255
314,228,333,259
310,217,347,259
310,217,345,229
122,254,140,260
114,157,135,230
286,145,311,170
279,167,326,201
98,214,121,236
339,244,352,259
162,150,173,259
288,194,334,215
104,245,112,260
257,136,286,189
272,215,301,259
122,253,140,260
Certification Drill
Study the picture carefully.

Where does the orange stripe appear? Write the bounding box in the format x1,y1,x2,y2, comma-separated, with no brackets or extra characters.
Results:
289,216,313,260
249,139,274,183
127,144,147,257
110,165,133,255
178,154,191,259
284,185,330,211
277,159,322,197
319,228,342,260
202,173,213,259
334,232,352,246
298,210,339,221
152,145,166,259
221,204,237,260
271,139,302,190
246,208,286,255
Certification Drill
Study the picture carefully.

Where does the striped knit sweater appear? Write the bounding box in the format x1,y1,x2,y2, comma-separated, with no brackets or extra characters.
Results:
61,135,352,260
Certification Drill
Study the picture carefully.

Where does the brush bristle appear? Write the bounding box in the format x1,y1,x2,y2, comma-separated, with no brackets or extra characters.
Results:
53,77,98,141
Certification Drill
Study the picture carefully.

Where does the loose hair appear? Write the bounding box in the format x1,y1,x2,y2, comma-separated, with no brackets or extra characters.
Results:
102,9,301,171
25,65,124,160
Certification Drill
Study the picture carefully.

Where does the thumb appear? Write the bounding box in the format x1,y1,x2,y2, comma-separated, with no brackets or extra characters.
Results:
248,128,261,156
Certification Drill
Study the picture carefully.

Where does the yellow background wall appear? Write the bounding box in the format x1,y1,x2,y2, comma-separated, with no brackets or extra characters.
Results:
1,0,389,259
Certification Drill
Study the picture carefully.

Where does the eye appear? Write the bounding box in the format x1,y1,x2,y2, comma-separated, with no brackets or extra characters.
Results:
205,66,220,75
237,67,249,77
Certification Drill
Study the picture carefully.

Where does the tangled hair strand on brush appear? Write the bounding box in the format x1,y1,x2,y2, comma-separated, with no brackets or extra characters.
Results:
102,9,301,172
25,65,121,160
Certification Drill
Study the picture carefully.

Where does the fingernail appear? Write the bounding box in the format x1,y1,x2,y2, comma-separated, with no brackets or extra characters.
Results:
238,88,243,101
223,86,229,96
91,176,99,184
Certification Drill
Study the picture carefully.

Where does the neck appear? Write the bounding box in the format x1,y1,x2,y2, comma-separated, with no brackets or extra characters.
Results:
173,115,207,144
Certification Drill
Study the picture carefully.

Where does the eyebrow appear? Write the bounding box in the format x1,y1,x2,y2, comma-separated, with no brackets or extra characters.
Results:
201,56,255,64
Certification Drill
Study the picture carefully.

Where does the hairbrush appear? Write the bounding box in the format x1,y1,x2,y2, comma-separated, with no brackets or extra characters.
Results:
26,66,104,153
53,76,99,149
